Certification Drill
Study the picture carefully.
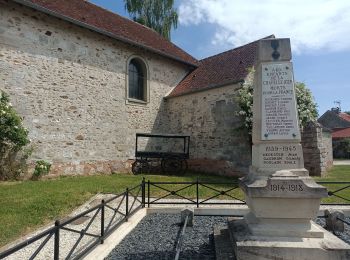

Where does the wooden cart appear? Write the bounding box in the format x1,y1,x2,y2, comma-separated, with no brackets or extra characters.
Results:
132,133,190,175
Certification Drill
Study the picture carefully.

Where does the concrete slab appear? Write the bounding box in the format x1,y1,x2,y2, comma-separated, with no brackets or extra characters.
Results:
334,160,350,165
229,218,350,260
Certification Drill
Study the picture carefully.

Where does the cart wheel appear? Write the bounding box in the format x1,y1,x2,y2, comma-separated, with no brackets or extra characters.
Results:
132,160,149,175
161,158,187,175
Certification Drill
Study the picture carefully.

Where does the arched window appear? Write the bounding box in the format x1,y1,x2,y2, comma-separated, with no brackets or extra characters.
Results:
128,58,147,101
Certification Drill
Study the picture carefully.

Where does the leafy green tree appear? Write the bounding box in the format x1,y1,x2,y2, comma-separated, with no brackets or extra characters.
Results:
236,73,318,136
124,0,178,40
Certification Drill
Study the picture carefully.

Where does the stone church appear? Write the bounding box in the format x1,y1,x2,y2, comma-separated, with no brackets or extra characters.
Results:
0,0,331,176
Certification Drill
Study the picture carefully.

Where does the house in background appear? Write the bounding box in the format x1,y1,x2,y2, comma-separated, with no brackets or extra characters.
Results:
0,0,332,177
318,108,350,158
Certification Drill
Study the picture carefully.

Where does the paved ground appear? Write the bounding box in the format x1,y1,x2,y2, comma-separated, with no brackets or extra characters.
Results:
334,160,350,165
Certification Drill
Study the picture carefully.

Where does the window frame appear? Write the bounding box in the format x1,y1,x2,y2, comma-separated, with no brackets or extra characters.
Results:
126,56,150,105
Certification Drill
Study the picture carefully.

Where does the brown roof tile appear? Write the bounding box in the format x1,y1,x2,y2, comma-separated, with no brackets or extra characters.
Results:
15,0,197,66
339,113,350,122
167,40,260,97
168,35,277,98
332,127,350,138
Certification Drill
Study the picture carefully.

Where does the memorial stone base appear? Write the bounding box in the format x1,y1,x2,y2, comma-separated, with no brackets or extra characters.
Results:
228,218,350,260
228,169,350,260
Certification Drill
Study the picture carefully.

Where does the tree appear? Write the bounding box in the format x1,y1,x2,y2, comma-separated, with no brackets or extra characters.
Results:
236,72,318,136
124,0,178,40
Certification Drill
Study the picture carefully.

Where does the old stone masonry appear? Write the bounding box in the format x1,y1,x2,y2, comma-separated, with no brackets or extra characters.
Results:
0,0,331,176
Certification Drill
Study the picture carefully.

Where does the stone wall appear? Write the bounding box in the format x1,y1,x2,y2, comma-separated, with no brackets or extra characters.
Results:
0,1,189,175
301,122,333,176
165,85,251,176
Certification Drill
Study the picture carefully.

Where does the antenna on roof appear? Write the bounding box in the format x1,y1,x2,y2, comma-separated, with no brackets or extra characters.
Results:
334,100,341,112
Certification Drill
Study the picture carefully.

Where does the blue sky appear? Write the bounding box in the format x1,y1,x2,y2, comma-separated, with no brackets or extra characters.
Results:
91,0,350,115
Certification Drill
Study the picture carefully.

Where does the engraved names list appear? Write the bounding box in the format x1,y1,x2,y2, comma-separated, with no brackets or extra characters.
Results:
261,62,299,140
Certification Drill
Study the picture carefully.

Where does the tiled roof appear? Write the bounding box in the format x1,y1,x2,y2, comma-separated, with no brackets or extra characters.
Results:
339,112,350,122
318,110,350,129
167,38,265,98
332,127,350,138
15,0,197,66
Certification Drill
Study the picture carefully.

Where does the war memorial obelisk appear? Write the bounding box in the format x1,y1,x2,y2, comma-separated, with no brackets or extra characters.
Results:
229,38,350,260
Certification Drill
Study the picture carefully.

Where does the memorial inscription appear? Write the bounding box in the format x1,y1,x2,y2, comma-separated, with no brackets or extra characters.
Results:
257,144,303,169
266,179,307,195
269,183,304,192
261,62,299,140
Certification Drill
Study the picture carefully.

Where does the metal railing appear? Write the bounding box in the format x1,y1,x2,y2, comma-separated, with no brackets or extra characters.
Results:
316,181,350,205
0,183,144,260
147,179,246,207
1,179,350,259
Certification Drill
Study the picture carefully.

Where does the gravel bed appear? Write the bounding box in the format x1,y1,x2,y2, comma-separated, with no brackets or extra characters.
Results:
315,216,350,244
106,214,350,260
105,213,227,260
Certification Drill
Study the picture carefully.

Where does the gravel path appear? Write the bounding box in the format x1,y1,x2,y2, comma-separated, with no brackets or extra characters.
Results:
315,216,350,244
105,213,227,260
333,160,350,165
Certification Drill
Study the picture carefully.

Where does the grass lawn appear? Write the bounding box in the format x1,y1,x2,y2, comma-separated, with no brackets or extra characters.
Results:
314,165,350,204
0,165,349,248
0,172,236,248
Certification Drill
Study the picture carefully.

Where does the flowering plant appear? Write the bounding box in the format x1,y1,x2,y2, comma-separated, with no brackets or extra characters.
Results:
236,72,318,136
0,91,29,149
32,160,51,180
0,90,31,180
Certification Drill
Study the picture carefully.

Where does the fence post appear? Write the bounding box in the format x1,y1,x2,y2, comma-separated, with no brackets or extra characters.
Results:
101,200,105,244
125,188,129,221
142,178,145,208
54,220,60,260
196,178,199,208
147,180,150,208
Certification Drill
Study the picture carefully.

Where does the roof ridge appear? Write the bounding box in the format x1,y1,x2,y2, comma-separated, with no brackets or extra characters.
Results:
80,0,161,36
199,34,275,62
81,0,194,58
15,0,197,66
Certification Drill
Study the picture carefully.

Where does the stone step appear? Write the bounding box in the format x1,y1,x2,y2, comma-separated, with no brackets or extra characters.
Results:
213,225,236,260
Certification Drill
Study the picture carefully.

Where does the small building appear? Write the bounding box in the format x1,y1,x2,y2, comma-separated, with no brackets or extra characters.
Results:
318,108,350,159
332,128,350,158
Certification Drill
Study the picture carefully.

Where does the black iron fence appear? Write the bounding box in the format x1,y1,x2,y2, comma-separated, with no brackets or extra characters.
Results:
1,179,350,259
146,179,245,207
0,183,143,260
317,181,350,205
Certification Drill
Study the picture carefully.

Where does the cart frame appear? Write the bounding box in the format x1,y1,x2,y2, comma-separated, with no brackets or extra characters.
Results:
132,133,190,174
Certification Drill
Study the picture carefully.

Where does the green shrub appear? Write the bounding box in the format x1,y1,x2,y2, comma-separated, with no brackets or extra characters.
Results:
0,90,30,180
236,71,318,136
32,160,51,180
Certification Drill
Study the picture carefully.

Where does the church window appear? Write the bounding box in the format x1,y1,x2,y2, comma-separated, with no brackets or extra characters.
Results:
128,58,147,102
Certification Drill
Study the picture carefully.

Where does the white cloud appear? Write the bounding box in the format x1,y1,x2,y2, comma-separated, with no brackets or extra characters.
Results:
178,0,350,53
